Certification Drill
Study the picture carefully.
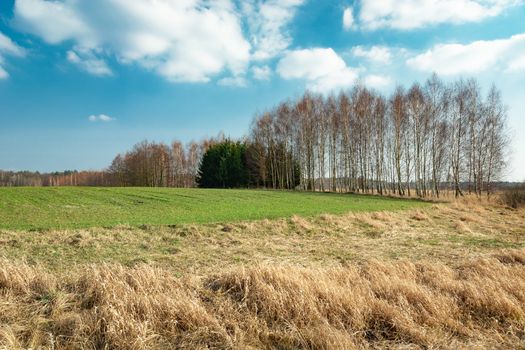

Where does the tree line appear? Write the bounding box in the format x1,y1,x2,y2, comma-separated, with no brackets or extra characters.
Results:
0,170,111,187
107,139,207,187
0,138,218,188
247,74,508,197
0,74,510,197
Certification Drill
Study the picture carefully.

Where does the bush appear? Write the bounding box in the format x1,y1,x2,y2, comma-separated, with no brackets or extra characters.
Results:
501,183,525,208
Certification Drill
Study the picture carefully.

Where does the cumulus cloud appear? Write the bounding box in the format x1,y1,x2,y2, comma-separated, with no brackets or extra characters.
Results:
0,32,25,79
508,54,525,71
351,45,392,64
13,0,304,83
364,74,392,89
13,0,92,44
88,114,115,122
217,75,247,87
67,49,112,76
242,0,304,61
343,7,355,30
13,0,252,82
407,33,525,75
357,0,523,30
0,66,8,79
252,65,272,80
0,32,25,56
277,48,358,93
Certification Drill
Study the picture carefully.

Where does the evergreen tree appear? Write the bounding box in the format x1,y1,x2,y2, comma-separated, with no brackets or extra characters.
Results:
197,140,249,188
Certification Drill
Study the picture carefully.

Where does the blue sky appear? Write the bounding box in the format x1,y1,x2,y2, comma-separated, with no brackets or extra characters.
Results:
0,0,524,180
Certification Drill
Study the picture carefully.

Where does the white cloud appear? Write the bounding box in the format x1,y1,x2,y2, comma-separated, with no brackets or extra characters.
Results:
277,48,358,93
407,33,525,75
14,0,251,82
88,114,115,122
278,48,348,80
13,0,304,82
217,75,247,87
343,7,355,30
13,0,92,44
311,69,358,93
252,65,272,80
0,66,8,79
364,74,392,88
67,49,112,76
351,45,392,64
0,32,25,79
508,54,525,72
0,32,26,57
242,0,304,61
357,0,523,30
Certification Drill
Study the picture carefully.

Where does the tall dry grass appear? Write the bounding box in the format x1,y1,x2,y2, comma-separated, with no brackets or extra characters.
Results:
1,249,525,349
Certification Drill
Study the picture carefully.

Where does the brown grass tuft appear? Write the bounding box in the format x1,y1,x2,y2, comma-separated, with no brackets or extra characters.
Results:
410,210,429,222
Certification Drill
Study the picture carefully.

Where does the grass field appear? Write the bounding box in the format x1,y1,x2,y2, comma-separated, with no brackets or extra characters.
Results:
1,188,525,349
0,187,427,230
1,195,523,272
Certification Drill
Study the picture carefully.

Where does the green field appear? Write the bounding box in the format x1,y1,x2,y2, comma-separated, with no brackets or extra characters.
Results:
0,187,427,230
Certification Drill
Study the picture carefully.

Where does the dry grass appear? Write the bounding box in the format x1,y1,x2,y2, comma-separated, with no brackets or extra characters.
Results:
1,198,523,273
1,198,524,349
1,249,525,349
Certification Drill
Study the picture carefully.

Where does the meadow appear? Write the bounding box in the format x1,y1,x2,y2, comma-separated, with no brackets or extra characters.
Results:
1,187,525,349
0,186,426,230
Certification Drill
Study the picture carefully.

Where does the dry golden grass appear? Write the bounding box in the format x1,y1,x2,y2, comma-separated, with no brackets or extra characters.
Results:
1,249,525,349
1,198,524,349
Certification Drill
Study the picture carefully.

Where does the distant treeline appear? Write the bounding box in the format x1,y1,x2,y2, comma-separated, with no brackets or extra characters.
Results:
108,135,300,189
108,139,205,187
0,170,111,187
0,74,512,197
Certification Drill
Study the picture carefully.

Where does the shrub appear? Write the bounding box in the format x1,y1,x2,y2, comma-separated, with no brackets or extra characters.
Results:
501,183,525,208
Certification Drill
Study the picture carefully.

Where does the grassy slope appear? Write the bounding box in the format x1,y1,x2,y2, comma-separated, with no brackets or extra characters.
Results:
0,187,426,230
1,200,523,273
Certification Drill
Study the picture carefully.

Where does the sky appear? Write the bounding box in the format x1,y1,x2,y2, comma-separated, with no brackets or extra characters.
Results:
0,0,524,181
